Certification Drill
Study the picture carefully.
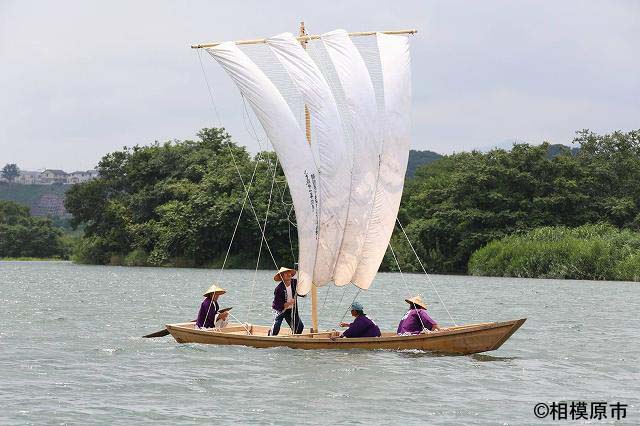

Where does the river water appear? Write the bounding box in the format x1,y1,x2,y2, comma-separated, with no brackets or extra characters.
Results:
1,261,638,424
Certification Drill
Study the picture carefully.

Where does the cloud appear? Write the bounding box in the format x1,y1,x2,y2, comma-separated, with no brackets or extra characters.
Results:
1,0,638,170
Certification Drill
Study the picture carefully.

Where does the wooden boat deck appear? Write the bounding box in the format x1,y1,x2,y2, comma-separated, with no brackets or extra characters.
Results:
165,318,526,355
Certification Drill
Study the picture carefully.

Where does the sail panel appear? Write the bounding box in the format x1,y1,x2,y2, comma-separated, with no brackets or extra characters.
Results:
206,42,319,294
321,29,381,286
266,33,351,287
351,33,412,289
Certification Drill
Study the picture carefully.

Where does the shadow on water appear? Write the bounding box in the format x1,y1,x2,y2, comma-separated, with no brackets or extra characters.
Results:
395,350,517,361
469,353,517,362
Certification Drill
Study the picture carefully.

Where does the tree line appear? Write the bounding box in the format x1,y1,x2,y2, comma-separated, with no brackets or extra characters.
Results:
0,200,69,258
388,129,640,276
47,127,640,280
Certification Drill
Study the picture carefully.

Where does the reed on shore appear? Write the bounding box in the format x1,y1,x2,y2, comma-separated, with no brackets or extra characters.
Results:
468,223,640,281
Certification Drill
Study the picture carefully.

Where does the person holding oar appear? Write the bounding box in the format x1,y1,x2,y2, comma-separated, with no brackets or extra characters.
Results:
196,284,230,329
143,283,231,338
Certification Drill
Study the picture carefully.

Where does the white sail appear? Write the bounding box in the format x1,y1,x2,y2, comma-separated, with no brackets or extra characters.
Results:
321,29,381,286
266,33,351,287
351,33,412,289
206,42,319,293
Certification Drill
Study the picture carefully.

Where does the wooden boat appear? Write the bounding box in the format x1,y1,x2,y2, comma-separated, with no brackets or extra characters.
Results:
149,23,527,354
165,319,525,354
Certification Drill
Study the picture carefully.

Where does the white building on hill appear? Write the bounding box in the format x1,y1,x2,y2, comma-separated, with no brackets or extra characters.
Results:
39,169,68,184
67,170,99,184
16,171,40,185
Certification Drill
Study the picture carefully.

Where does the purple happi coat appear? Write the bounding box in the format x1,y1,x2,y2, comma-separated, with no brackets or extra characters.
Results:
396,309,436,334
343,315,381,338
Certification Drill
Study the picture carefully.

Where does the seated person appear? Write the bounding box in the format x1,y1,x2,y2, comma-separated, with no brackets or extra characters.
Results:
214,307,232,329
397,296,440,335
196,284,230,329
337,301,381,338
269,267,304,335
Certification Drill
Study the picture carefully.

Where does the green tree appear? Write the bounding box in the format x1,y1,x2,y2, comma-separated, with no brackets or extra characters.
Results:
65,128,297,267
389,129,640,274
0,200,66,258
2,163,20,182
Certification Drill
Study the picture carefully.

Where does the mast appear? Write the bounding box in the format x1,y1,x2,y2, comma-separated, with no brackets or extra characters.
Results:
299,21,319,333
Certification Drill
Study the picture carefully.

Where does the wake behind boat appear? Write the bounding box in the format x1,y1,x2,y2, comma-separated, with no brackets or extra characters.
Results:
148,22,526,355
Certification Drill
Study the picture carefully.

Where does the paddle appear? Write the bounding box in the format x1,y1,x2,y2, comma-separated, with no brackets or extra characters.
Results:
143,328,170,338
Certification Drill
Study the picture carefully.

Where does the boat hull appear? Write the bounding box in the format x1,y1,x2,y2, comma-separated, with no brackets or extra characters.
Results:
165,318,526,355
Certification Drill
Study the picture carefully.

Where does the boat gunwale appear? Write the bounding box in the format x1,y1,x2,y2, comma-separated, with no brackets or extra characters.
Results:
166,318,526,344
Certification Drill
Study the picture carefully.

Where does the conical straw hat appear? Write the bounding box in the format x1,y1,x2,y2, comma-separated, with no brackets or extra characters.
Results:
273,266,296,281
405,295,427,309
203,283,226,297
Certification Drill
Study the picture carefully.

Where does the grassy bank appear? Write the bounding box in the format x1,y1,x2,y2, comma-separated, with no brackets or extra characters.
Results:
468,224,640,281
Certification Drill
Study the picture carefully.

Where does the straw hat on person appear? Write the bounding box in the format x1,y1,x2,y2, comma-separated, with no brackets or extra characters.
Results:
273,267,296,281
203,284,227,297
405,295,427,310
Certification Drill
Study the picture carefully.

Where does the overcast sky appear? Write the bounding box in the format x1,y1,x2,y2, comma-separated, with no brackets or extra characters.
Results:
1,0,638,171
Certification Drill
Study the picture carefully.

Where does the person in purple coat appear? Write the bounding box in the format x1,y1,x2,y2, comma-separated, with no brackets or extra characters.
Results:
336,301,381,338
396,296,440,335
269,267,305,336
195,284,229,329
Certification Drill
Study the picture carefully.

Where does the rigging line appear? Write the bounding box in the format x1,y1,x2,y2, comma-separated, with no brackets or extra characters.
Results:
340,288,362,324
240,94,266,151
196,49,222,126
332,286,348,326
387,242,411,297
215,154,260,281
226,142,279,268
322,285,331,309
388,242,428,333
197,45,261,282
228,311,251,335
395,217,457,326
247,157,279,323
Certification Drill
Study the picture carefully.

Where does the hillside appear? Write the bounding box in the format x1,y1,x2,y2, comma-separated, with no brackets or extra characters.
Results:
406,149,443,177
0,183,70,216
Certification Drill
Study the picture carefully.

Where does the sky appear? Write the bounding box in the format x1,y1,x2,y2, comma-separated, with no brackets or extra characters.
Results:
1,0,638,171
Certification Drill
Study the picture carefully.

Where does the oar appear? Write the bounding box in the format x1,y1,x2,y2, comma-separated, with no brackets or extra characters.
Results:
142,328,170,338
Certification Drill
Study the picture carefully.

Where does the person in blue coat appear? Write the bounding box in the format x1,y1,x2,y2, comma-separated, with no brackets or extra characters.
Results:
269,267,304,335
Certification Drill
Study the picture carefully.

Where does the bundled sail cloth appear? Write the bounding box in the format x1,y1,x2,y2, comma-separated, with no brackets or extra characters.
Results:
207,30,411,295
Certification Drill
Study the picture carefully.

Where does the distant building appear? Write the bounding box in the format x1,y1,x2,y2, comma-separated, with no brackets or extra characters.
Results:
67,170,99,184
40,169,68,184
16,171,41,185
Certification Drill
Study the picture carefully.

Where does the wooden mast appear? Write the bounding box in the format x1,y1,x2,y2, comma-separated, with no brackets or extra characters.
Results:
299,21,319,333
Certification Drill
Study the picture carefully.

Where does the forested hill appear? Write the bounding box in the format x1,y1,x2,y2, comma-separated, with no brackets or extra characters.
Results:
546,143,580,158
406,150,442,177
406,144,576,177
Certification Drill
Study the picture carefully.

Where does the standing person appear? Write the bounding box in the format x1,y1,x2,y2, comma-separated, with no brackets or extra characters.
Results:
336,301,381,338
269,267,304,336
396,296,440,335
195,284,229,329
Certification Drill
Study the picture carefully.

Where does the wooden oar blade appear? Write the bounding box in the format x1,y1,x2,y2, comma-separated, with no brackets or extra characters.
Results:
143,329,170,338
